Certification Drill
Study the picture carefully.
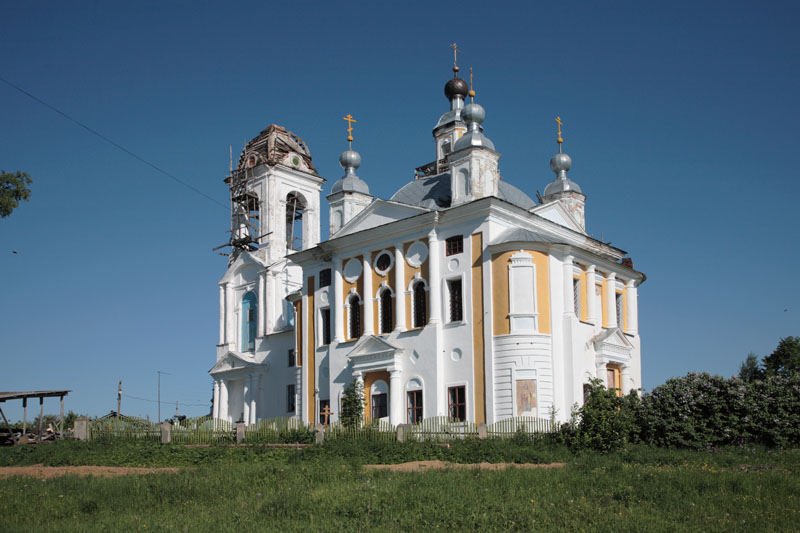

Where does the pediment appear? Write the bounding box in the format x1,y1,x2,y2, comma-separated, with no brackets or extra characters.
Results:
209,351,259,374
592,328,633,361
335,199,430,238
219,251,266,284
530,202,585,234
345,335,403,372
490,227,564,247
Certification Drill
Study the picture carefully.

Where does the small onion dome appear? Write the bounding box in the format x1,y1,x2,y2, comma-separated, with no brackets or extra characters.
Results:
544,152,582,196
331,149,369,195
453,102,495,152
339,149,361,170
444,77,469,100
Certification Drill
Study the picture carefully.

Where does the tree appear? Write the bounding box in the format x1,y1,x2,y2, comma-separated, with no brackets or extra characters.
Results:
340,379,364,428
764,336,800,377
739,352,764,382
0,170,33,218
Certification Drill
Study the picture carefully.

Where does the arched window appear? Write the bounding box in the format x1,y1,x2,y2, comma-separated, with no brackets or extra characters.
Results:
348,293,362,340
412,281,427,328
241,291,257,352
379,288,393,334
286,192,306,251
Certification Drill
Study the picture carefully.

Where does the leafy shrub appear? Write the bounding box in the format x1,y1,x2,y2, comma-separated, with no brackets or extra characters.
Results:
559,379,641,452
639,372,800,449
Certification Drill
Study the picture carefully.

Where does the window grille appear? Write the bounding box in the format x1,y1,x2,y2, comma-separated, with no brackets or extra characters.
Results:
448,278,463,322
379,289,393,334
371,393,388,419
448,386,466,421
616,292,623,327
412,281,427,328
319,268,331,287
348,295,361,340
407,390,423,423
573,278,581,318
445,235,464,256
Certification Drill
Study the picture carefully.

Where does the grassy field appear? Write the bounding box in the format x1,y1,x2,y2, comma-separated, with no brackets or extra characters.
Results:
1,441,798,531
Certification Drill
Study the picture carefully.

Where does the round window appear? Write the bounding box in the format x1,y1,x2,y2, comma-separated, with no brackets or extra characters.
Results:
375,252,392,274
292,156,300,167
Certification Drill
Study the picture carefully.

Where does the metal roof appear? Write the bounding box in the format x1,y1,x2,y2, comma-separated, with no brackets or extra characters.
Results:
0,390,71,401
390,173,536,211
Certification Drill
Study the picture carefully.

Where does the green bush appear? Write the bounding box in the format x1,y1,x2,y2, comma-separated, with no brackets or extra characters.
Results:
639,372,800,449
558,379,641,452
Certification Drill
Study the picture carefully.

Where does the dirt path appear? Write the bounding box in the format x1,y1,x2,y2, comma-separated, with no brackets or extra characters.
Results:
364,461,566,472
0,465,180,479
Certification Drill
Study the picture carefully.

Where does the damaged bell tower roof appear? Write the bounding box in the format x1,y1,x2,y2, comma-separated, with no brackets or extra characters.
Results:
238,124,316,173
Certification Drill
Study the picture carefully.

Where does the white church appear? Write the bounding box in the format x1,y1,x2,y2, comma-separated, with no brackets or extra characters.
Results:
209,62,645,426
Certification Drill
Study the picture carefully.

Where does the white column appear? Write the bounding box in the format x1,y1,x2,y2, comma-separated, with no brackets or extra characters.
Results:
605,272,617,329
389,370,403,425
625,280,638,335
586,265,597,324
257,272,265,338
250,375,260,424
243,375,251,425
213,380,220,419
428,230,442,323
394,245,406,332
333,259,344,342
218,285,226,345
219,379,229,422
353,371,364,421
362,255,374,335
563,255,575,317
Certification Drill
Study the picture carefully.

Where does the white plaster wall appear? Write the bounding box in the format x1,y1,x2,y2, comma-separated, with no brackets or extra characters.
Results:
492,334,554,420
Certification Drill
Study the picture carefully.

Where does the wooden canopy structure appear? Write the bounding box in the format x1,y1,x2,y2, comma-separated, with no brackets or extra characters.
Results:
0,390,71,445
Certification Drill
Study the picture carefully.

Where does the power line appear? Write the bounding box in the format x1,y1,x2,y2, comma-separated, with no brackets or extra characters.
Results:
123,393,207,408
0,76,228,210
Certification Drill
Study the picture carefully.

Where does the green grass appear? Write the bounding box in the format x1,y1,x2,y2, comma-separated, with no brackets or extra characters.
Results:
1,442,798,531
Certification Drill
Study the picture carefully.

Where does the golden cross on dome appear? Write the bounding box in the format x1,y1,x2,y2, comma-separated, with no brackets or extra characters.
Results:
343,114,356,143
469,67,476,99
450,43,461,71
555,116,564,150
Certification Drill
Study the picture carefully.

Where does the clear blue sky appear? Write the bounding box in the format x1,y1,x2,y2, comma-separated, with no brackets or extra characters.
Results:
2,1,798,422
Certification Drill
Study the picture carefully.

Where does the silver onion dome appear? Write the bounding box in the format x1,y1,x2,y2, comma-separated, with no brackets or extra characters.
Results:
453,102,495,152
331,149,369,195
544,151,582,196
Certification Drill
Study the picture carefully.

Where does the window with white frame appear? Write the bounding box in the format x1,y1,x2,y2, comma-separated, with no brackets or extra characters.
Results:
347,293,362,340
447,278,463,323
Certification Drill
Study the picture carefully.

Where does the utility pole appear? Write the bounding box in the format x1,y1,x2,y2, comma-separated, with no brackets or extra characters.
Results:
117,381,122,419
157,371,172,422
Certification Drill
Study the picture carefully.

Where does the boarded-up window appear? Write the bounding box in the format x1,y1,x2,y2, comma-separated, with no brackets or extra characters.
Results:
516,379,537,415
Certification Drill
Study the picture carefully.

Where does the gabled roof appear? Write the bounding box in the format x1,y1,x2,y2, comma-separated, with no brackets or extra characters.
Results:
209,351,260,374
592,328,634,362
531,201,586,234
334,199,430,238
218,251,266,284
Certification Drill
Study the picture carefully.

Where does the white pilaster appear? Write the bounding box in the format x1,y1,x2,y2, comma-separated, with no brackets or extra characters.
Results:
563,255,575,317
389,370,403,425
213,380,220,419
333,259,344,342
362,255,374,335
428,230,441,323
295,367,303,420
394,245,406,332
265,273,275,334
586,265,597,325
219,379,229,422
251,375,259,424
218,285,226,345
625,279,638,335
605,272,617,329
225,283,234,345
257,272,265,337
